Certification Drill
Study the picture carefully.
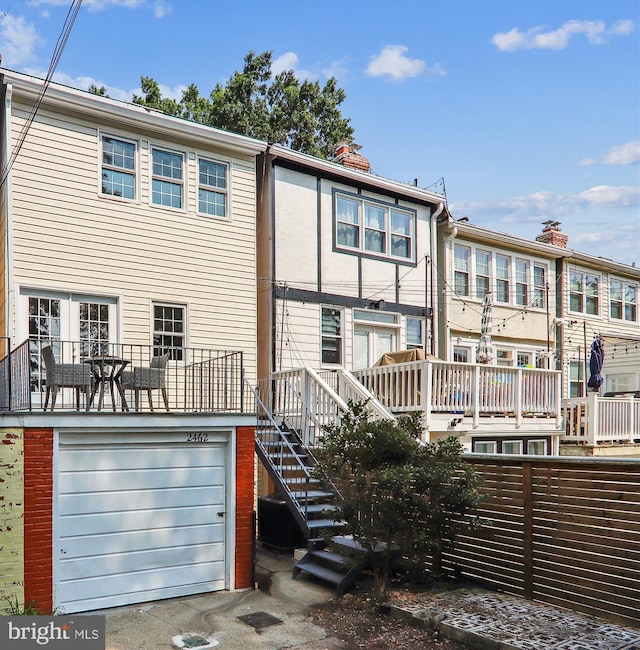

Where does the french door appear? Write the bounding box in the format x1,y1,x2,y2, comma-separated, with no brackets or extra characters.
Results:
19,289,118,399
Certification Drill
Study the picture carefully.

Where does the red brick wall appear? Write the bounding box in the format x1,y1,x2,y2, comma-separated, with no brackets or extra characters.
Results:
23,427,53,612
235,426,255,589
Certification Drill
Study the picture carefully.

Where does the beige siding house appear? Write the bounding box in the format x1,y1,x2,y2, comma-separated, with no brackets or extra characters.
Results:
2,70,265,371
0,69,265,614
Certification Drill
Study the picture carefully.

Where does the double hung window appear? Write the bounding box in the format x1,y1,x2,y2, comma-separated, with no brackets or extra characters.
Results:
515,260,529,306
152,148,184,208
569,271,599,315
454,245,470,296
475,251,490,298
198,158,228,217
153,303,185,360
495,255,510,303
101,135,136,200
533,265,546,308
610,280,637,322
321,307,343,365
335,194,415,260
406,317,425,349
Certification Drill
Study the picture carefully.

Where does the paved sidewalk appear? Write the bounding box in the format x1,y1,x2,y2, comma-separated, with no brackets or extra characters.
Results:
102,548,640,649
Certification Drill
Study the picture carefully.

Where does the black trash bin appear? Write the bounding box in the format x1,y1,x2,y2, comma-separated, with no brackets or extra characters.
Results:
257,494,306,551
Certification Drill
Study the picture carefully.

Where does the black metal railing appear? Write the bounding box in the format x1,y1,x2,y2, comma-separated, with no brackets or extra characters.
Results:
0,338,246,414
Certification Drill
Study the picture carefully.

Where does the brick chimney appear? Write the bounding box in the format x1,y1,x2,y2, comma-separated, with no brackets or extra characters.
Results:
536,220,568,248
333,140,371,172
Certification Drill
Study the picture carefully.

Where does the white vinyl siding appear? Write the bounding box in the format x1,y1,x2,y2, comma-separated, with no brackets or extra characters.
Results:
8,99,258,383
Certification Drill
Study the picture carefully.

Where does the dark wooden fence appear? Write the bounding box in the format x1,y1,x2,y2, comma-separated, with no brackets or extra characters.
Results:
446,456,640,628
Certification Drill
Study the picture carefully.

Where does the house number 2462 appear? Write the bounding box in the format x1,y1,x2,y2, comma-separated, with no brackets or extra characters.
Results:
187,433,209,443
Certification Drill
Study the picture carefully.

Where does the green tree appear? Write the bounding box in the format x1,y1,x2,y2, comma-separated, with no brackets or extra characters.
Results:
132,51,354,158
88,83,108,97
314,403,483,596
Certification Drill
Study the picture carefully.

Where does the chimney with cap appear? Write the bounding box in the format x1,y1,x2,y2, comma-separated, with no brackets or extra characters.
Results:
333,140,371,172
536,220,568,248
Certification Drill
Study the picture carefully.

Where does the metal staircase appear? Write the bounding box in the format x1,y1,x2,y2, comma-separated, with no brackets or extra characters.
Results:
251,369,395,596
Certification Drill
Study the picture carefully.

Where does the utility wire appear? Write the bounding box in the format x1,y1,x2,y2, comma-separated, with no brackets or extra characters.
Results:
0,0,83,191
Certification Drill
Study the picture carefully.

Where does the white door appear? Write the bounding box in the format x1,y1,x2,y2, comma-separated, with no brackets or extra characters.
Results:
354,325,395,369
56,434,227,613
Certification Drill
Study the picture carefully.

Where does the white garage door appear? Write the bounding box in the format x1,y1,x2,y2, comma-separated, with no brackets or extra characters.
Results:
57,435,227,613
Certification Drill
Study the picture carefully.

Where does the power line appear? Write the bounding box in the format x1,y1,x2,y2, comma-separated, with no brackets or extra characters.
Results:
0,0,83,191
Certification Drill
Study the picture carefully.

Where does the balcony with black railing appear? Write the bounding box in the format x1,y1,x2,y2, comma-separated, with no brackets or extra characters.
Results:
0,338,247,414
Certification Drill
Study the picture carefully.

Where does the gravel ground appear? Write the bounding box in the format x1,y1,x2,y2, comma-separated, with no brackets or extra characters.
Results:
308,591,466,649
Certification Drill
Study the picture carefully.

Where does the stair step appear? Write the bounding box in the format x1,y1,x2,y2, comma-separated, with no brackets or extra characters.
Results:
308,549,350,567
295,560,347,586
307,518,347,530
299,503,336,514
290,490,333,500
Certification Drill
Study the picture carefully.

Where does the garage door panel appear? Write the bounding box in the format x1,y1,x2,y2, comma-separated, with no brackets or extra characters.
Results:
60,503,224,537
61,522,225,557
57,437,228,613
59,466,226,493
59,485,225,515
60,446,225,471
60,542,226,581
58,562,225,608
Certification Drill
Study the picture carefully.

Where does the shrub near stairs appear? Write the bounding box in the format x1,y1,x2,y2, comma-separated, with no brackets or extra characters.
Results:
314,403,483,596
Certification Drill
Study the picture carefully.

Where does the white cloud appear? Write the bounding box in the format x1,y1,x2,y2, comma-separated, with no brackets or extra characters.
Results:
492,19,635,51
580,141,640,166
272,52,317,81
451,185,640,219
27,0,169,16
365,45,430,81
0,14,43,67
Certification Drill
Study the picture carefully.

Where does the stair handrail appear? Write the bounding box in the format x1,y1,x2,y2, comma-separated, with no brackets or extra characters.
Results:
328,368,396,421
249,381,343,530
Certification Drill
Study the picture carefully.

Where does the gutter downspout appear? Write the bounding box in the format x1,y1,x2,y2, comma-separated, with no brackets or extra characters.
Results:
429,202,445,356
1,81,15,344
441,215,457,361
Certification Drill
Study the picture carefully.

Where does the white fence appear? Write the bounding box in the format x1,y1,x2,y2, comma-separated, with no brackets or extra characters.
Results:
353,360,562,429
562,393,640,444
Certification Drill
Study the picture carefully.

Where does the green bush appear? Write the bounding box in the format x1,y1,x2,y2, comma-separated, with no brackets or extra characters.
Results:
315,402,483,596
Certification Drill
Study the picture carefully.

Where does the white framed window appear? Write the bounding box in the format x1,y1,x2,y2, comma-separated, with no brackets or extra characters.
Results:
569,359,584,398
533,265,546,308
475,250,490,299
335,193,415,260
152,147,184,209
153,302,185,361
474,440,497,453
101,135,136,200
453,346,470,363
610,280,637,322
569,270,599,316
496,254,510,303
515,259,529,306
503,440,523,455
198,157,228,218
454,245,470,296
517,351,533,367
407,317,425,349
527,440,547,455
321,307,343,365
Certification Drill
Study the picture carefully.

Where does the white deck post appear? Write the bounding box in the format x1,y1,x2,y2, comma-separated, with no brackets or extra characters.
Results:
586,393,598,446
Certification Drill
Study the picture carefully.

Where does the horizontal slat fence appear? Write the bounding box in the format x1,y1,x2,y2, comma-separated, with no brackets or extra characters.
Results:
446,456,640,628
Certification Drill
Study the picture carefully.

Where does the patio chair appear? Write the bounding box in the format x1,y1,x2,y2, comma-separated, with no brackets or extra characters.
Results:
121,353,170,412
41,345,92,411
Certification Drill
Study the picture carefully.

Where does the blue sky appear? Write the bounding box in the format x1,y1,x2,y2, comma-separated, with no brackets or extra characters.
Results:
3,0,639,266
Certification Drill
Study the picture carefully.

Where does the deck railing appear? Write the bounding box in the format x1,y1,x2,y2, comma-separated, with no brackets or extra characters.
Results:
562,393,640,444
0,338,246,413
353,359,562,429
